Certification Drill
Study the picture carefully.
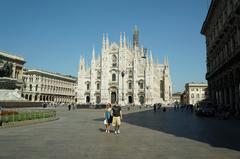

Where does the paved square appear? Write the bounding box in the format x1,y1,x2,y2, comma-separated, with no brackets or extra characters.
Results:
0,107,240,159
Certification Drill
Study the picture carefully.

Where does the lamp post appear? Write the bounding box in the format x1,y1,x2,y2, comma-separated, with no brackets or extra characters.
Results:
142,48,147,105
121,71,125,102
146,86,149,105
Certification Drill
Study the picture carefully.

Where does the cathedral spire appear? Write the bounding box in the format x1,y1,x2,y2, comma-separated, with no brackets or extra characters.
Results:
156,54,159,64
150,50,153,65
123,32,127,49
166,56,169,66
127,37,130,49
164,56,167,65
106,33,109,50
92,46,95,65
79,55,85,74
145,49,149,68
120,32,122,48
78,56,82,74
102,33,105,52
133,25,139,48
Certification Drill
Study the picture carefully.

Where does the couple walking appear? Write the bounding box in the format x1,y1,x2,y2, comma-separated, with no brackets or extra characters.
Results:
104,103,122,134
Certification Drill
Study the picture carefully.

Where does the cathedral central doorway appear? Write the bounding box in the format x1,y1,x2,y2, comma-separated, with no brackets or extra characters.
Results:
139,95,144,105
86,96,90,103
111,92,117,104
96,96,101,104
128,96,133,104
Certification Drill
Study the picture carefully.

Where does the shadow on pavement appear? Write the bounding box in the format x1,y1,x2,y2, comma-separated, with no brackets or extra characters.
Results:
98,128,106,132
122,107,240,151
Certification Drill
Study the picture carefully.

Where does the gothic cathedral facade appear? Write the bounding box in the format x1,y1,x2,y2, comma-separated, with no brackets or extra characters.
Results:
77,27,172,106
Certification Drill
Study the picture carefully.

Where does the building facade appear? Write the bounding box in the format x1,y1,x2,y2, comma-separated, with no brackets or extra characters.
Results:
201,0,240,111
77,27,172,106
23,69,76,103
172,92,182,104
184,83,208,105
0,51,26,90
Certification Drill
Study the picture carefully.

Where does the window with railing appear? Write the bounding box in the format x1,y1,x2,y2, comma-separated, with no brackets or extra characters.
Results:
129,70,133,78
112,73,116,81
97,71,101,79
97,83,100,90
191,94,194,98
128,82,132,89
196,94,200,98
139,81,144,89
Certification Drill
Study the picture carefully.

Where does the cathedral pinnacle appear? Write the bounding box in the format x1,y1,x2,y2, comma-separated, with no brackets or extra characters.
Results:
92,47,95,61
123,32,127,48
106,33,109,50
120,32,122,48
102,34,105,52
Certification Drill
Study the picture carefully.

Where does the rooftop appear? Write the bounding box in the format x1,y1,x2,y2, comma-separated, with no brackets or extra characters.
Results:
24,69,77,81
0,51,25,63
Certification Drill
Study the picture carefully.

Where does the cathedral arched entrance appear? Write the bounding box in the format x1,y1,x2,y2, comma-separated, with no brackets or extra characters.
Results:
111,92,117,104
96,96,101,104
128,96,133,104
139,95,144,105
25,94,28,100
86,96,90,103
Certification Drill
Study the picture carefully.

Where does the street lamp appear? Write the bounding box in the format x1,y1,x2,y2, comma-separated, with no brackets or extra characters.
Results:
142,48,147,105
121,71,125,101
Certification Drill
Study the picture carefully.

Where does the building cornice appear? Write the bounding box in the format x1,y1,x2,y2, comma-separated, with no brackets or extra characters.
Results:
201,0,216,35
0,51,25,63
186,83,208,87
25,69,77,81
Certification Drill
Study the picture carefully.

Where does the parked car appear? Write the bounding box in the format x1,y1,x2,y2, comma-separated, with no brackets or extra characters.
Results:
195,102,216,117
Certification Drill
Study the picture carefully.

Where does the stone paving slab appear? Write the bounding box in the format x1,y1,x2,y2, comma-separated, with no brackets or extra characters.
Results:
0,107,240,159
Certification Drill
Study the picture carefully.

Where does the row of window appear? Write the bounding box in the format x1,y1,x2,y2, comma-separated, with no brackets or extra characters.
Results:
191,93,205,99
190,88,205,92
86,81,143,90
23,76,75,87
206,0,238,49
208,30,239,73
26,84,74,94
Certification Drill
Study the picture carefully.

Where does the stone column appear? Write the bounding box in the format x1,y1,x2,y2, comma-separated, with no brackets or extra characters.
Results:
229,87,232,107
18,66,23,79
37,95,40,102
235,85,239,111
223,88,227,105
237,25,240,46
12,63,16,78
31,94,35,102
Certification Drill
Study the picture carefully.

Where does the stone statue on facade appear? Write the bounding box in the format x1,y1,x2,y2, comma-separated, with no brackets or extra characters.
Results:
0,62,13,77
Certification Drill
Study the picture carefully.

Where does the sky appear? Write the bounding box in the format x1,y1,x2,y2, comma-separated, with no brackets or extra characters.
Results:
0,0,211,92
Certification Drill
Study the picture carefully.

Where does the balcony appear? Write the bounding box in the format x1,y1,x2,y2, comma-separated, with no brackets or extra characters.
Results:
108,81,118,87
84,90,90,95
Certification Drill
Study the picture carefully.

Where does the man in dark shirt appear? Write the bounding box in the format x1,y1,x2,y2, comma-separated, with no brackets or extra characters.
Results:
111,104,122,134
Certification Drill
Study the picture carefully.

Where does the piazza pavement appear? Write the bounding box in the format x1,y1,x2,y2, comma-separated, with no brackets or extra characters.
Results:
0,106,240,159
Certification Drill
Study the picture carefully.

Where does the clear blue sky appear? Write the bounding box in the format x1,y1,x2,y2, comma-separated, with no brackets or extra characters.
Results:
0,0,211,92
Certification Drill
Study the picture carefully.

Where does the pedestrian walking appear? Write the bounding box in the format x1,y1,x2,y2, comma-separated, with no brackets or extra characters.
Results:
68,103,71,111
153,104,157,112
157,103,161,110
104,103,112,133
111,103,122,134
163,107,166,112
